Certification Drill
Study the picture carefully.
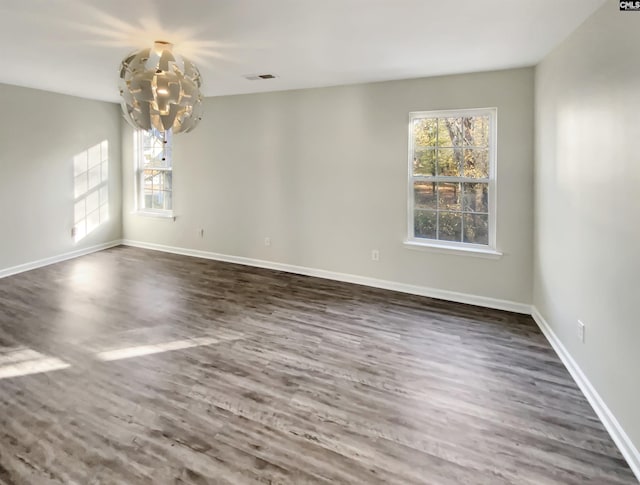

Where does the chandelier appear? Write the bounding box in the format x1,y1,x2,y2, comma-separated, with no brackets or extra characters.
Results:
118,41,203,134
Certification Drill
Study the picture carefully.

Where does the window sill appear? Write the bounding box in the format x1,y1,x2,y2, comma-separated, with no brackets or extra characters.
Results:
133,210,176,221
403,240,503,259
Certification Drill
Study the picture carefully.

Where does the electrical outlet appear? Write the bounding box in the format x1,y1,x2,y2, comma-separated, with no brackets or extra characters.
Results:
577,320,585,343
264,237,271,247
199,228,204,238
371,249,380,261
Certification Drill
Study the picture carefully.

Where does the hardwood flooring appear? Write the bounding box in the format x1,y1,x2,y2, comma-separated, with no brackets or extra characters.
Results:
0,246,635,484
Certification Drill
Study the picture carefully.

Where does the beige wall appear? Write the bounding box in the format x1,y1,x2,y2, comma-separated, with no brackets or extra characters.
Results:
534,0,640,453
123,68,534,305
0,83,122,271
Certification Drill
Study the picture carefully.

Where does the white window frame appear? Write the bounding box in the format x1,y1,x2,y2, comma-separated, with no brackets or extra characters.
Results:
404,107,500,258
134,129,174,218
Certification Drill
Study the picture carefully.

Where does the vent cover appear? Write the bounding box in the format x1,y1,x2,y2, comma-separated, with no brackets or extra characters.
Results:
244,73,278,81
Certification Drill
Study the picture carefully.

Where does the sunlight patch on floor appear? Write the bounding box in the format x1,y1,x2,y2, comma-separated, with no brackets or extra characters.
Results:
0,348,71,379
96,336,220,362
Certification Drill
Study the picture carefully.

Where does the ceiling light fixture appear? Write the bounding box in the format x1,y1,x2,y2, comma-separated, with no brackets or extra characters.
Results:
118,41,203,134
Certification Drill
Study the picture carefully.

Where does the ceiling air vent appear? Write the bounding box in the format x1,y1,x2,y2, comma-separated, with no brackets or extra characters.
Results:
244,74,278,81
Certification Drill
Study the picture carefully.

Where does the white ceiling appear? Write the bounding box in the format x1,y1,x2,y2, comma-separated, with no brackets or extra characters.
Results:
0,0,605,102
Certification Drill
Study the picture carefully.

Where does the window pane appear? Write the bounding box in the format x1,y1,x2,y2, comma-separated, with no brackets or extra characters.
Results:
143,170,172,192
414,182,437,210
438,117,463,147
143,129,166,149
162,190,172,210
143,171,154,192
438,212,462,242
164,172,172,191
150,191,166,210
438,183,461,211
145,191,163,209
413,148,436,176
463,213,489,245
144,149,170,168
463,183,488,213
414,210,436,239
463,116,489,147
142,130,171,168
463,149,489,178
437,148,461,176
413,118,437,147
144,186,172,211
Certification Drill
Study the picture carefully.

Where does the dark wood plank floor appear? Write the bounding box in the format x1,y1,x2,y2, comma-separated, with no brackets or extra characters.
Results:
0,246,635,484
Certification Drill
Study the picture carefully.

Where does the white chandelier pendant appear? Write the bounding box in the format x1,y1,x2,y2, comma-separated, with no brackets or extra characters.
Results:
119,41,203,134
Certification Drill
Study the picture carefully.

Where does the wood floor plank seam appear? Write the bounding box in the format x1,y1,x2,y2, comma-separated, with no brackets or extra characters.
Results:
0,246,636,484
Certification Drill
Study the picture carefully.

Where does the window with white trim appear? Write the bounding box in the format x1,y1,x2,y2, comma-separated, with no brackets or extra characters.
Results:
135,129,173,214
407,108,497,250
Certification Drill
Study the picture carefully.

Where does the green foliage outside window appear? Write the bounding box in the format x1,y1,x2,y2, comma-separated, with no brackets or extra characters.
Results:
410,111,493,246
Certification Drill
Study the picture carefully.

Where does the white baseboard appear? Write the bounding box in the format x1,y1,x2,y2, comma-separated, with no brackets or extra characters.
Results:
531,307,640,481
120,239,531,314
0,240,122,279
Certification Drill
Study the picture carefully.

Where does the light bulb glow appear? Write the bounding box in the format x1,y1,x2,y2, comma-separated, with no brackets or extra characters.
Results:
118,41,203,134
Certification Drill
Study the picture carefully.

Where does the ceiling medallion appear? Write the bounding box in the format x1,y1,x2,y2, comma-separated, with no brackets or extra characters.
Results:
119,41,203,134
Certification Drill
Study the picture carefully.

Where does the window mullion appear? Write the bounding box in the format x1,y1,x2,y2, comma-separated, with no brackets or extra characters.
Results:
413,176,489,184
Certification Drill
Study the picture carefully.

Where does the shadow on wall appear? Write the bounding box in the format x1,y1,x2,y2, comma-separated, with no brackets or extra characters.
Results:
73,141,109,242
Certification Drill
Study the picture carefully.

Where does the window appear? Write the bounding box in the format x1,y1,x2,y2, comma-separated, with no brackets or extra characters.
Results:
135,129,173,214
407,108,497,251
